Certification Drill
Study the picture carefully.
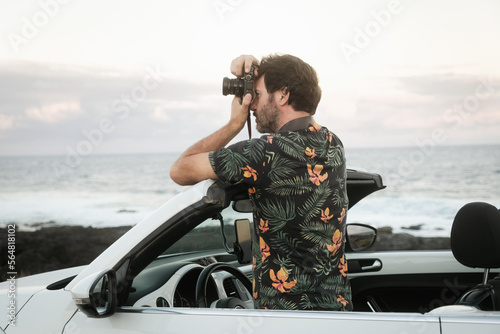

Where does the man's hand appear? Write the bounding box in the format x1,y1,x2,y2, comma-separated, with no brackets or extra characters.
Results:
228,55,258,132
230,54,259,77
230,93,252,132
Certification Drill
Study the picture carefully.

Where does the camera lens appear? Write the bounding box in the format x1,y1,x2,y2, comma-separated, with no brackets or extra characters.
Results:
222,77,244,97
222,77,231,96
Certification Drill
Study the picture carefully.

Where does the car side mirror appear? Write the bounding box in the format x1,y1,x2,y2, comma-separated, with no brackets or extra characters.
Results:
346,223,377,252
71,269,117,318
233,219,252,264
233,199,253,213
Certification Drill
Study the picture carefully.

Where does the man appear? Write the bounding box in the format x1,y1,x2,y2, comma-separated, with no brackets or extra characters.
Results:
170,54,351,311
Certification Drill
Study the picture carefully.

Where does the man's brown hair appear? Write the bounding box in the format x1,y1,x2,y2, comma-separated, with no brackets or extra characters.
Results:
257,54,322,115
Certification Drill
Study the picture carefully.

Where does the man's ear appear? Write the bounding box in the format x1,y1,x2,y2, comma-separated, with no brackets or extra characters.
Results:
277,87,290,106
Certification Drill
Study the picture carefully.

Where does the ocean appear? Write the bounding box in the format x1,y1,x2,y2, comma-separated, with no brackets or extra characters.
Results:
1,145,499,237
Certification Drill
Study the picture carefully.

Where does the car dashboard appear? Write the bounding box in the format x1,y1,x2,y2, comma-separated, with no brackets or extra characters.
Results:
128,251,253,309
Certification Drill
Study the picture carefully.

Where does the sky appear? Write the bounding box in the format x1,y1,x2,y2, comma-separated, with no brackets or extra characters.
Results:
0,0,499,157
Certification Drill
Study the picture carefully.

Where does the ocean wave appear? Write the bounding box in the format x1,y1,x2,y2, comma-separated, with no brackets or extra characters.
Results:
1,146,499,237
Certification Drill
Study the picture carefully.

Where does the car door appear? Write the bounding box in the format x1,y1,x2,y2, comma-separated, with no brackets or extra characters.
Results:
64,307,441,334
440,316,500,333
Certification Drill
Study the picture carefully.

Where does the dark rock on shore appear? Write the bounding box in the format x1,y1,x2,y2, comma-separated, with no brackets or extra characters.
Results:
369,226,450,251
0,224,450,282
0,225,132,282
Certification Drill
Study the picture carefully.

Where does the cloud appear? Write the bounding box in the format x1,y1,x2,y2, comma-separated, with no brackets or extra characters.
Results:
0,114,15,130
150,100,205,123
150,107,171,122
316,71,500,148
25,101,81,123
395,73,500,128
1,59,499,156
0,60,226,155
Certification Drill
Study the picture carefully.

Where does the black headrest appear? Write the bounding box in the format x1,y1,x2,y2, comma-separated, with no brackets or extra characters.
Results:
451,202,500,268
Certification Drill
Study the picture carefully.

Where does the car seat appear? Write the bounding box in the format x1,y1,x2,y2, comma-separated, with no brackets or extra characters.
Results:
450,202,500,310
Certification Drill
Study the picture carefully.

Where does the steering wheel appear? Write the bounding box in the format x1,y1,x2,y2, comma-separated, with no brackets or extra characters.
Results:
195,262,253,308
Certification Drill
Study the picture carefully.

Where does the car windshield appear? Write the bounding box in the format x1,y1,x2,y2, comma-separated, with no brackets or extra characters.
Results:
163,193,452,255
164,187,449,254
162,203,253,256
347,191,451,251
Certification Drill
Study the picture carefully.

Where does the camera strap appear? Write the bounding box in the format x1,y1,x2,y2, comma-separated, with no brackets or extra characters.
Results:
247,113,252,139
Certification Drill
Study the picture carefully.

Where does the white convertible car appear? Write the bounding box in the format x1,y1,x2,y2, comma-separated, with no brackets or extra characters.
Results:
1,169,500,334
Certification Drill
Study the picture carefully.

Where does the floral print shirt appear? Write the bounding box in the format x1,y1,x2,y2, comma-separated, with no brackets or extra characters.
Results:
209,119,351,311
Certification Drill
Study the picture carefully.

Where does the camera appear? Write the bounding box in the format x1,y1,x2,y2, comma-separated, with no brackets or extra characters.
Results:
222,65,255,100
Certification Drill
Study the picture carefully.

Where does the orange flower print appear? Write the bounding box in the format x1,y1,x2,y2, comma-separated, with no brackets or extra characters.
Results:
267,136,273,144
248,187,256,196
337,295,348,307
259,219,269,233
270,267,297,293
253,278,258,299
327,132,332,143
339,255,348,277
327,229,342,256
321,207,333,223
260,237,270,262
305,147,316,159
242,165,258,181
337,208,346,223
308,122,321,132
307,164,328,186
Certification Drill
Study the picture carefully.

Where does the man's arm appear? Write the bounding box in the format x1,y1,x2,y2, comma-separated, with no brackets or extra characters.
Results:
170,94,252,185
170,55,258,186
